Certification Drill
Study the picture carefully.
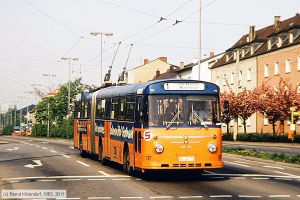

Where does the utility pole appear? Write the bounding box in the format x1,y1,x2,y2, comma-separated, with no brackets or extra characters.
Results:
42,73,56,138
198,0,202,81
90,32,113,86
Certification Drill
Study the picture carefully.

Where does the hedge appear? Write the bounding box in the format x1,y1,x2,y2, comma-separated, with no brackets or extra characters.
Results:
222,133,300,143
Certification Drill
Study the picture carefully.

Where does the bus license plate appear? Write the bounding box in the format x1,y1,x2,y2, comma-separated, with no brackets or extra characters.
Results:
179,156,195,162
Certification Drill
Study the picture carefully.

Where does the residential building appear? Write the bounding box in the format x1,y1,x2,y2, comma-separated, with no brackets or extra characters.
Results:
177,52,224,82
152,66,179,80
256,15,300,134
211,13,300,135
127,57,173,84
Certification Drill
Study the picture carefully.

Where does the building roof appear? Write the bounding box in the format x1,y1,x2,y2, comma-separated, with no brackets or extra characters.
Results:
152,66,179,80
128,57,170,71
212,13,300,69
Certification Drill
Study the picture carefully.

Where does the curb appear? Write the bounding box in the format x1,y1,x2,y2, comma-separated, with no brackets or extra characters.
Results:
223,153,300,169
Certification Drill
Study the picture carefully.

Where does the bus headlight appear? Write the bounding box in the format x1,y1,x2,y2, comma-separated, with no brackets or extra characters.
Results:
154,143,164,153
208,143,217,153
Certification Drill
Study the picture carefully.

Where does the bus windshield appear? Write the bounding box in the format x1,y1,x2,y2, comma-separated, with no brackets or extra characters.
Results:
148,95,220,127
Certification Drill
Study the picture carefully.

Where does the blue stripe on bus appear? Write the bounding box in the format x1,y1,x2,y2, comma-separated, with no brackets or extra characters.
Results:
110,121,134,143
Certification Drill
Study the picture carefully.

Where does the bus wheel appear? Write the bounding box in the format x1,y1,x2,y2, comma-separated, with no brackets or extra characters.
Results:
123,147,133,175
79,141,87,157
98,141,107,165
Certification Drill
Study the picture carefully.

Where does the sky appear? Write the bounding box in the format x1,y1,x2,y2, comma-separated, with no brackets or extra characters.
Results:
0,0,299,111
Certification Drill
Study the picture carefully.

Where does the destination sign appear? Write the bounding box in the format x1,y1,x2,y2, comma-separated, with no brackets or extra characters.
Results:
164,82,205,91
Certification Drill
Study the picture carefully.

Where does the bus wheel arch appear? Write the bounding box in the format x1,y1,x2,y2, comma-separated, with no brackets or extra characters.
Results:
79,134,87,157
123,143,133,175
98,138,107,165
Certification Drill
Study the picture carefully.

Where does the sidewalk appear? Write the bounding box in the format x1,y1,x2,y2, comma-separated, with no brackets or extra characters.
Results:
223,141,300,148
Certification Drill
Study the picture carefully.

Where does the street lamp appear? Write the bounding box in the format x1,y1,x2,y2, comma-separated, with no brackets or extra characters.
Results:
42,74,56,138
90,32,113,86
61,57,78,116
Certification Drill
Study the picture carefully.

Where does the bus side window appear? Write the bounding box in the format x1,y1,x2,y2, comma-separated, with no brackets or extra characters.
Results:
111,98,119,120
81,102,85,119
119,98,126,120
87,101,91,118
105,98,111,119
126,96,135,121
135,96,142,124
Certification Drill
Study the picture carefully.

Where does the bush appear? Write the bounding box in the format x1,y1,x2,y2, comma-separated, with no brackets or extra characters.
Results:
3,125,13,135
31,117,74,138
222,133,300,143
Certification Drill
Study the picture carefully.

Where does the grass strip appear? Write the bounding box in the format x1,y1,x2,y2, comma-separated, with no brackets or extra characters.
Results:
223,146,300,165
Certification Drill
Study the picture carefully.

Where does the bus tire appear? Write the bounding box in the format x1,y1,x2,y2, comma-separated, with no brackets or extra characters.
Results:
123,146,133,175
98,140,107,165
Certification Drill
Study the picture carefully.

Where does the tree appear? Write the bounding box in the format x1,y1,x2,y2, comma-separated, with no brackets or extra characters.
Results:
235,88,259,134
220,90,236,134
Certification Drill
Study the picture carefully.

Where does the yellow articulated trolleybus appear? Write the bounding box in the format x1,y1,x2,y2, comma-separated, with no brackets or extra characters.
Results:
74,79,224,175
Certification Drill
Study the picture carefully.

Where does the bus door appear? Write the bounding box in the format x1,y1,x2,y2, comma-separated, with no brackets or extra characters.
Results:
104,98,111,159
134,96,143,168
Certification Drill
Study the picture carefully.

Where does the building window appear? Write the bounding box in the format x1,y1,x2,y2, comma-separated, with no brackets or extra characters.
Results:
242,49,245,58
268,40,271,50
276,36,282,47
298,56,300,71
274,62,280,75
264,118,269,125
289,33,294,43
250,45,254,55
226,54,229,62
223,74,227,86
246,119,251,127
216,76,219,85
247,68,251,81
230,72,234,85
285,58,291,73
264,64,269,77
238,70,242,88
233,51,236,60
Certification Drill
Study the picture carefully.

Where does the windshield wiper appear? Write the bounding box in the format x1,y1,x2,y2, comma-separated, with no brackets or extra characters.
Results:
192,111,208,129
166,111,180,130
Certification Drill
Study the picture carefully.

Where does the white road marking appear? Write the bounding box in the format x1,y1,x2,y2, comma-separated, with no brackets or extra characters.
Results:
273,171,296,176
62,179,82,181
9,180,20,183
50,150,57,153
252,178,269,180
274,178,292,181
296,195,300,197
87,179,106,181
238,195,261,198
263,165,285,170
210,195,232,198
120,197,143,199
88,197,112,199
2,175,130,181
98,171,111,176
150,196,173,199
231,177,247,180
204,170,216,174
179,196,203,199
35,145,40,147
224,161,250,168
112,178,130,181
29,144,34,146
233,161,247,164
269,195,290,198
76,160,90,167
24,160,43,168
38,179,56,182
61,154,71,158
42,147,48,150
69,146,74,149
135,178,142,181
6,147,19,151
41,141,47,144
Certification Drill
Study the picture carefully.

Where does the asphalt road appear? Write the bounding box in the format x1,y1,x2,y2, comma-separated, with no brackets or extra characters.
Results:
223,141,300,155
0,136,300,200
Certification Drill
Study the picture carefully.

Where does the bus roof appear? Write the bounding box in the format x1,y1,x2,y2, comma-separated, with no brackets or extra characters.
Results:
80,79,219,101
